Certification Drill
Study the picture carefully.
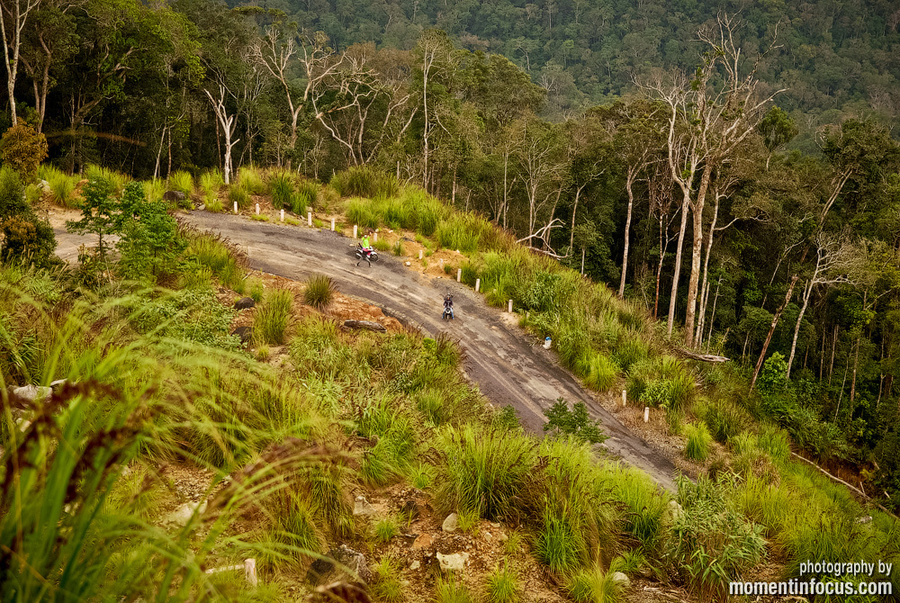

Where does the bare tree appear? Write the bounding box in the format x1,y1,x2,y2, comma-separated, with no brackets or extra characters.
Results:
205,82,239,185
0,0,43,125
786,232,857,378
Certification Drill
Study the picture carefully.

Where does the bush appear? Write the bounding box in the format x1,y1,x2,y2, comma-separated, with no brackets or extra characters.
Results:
1,215,57,266
270,171,293,210
699,398,752,444
371,557,403,602
435,425,535,520
568,565,624,603
168,170,194,196
304,274,335,310
347,198,379,229
254,288,293,345
184,232,247,290
543,398,607,444
583,353,619,391
48,171,78,207
683,422,712,461
0,122,48,180
330,165,398,198
237,166,267,195
228,186,250,210
374,517,398,543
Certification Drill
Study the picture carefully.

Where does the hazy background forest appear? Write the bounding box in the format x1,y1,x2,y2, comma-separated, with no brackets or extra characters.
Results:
3,0,900,509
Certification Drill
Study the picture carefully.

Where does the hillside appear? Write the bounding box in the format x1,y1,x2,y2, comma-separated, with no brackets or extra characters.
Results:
2,162,899,601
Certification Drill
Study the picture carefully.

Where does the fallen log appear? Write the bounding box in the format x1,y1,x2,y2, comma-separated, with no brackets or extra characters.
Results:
343,320,386,333
671,348,730,363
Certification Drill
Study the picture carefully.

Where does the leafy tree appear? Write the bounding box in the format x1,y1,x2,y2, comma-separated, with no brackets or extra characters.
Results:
0,165,55,265
543,398,607,445
116,181,184,281
66,177,119,260
0,122,47,180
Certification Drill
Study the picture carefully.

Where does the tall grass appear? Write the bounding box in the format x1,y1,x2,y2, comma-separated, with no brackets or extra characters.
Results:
254,288,294,345
330,165,399,198
142,178,165,203
237,166,267,195
85,164,128,194
683,422,712,461
568,565,624,603
48,171,78,207
183,230,247,291
168,170,194,196
228,186,251,210
304,274,335,310
486,563,520,603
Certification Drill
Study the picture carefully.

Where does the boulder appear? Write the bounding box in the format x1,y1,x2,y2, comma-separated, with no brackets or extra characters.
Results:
353,495,375,516
12,385,52,405
164,501,207,527
612,572,630,589
442,512,459,533
163,190,187,202
307,545,371,585
233,297,255,310
436,552,469,572
667,500,684,523
231,326,253,344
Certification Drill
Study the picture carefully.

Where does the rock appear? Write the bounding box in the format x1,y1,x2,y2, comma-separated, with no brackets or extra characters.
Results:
612,572,630,589
483,532,492,541
668,500,684,523
38,179,50,192
12,385,52,405
442,513,459,533
496,531,508,543
231,326,253,344
409,560,421,570
856,515,873,524
353,495,375,516
165,501,207,527
234,297,255,310
343,320,387,333
411,533,433,549
436,552,469,572
163,190,187,202
405,261,411,266
307,545,370,585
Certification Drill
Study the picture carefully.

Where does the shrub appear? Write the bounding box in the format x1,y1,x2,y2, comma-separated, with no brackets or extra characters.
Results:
330,165,398,198
568,565,624,603
436,213,483,253
543,398,607,444
435,425,535,520
583,353,619,391
199,169,223,195
304,274,335,310
602,465,668,553
270,171,293,210
758,352,788,394
683,422,712,461
142,178,165,203
668,476,766,601
254,288,293,345
0,122,48,180
184,232,247,290
228,186,250,210
373,238,390,251
612,336,649,372
757,423,791,462
168,170,194,196
48,172,78,207
296,179,319,211
347,198,379,229
205,198,223,213
486,563,520,603
699,398,752,444
1,215,57,266
237,166,267,195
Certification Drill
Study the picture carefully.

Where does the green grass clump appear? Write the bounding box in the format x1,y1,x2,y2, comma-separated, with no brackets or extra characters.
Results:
296,179,319,211
330,165,399,198
303,274,335,310
435,577,475,603
184,232,246,290
683,422,712,461
582,353,619,391
486,563,519,603
601,465,668,553
435,425,535,520
374,517,399,543
250,214,269,222
347,198,379,229
168,170,194,196
372,557,403,602
228,186,251,210
696,397,752,444
205,197,223,213
567,565,624,603
436,213,486,253
254,287,293,345
199,169,223,195
392,240,404,256
48,171,78,207
142,178,165,203
85,164,128,194
285,216,300,225
373,238,390,252
270,171,294,210
237,165,267,195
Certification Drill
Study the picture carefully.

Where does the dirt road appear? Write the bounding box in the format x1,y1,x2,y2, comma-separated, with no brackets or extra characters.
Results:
176,212,678,490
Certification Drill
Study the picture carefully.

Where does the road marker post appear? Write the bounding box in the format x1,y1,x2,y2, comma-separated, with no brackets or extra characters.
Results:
255,203,260,215
307,211,312,226
643,407,650,423
457,268,461,282
280,209,284,222
622,390,627,407
233,201,238,214
475,278,480,293
508,299,513,313
331,218,335,231
419,250,423,260
353,225,358,238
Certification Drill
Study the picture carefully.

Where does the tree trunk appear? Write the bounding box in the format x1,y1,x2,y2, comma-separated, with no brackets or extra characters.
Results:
819,326,826,381
786,279,814,379
618,166,636,299
750,275,799,391
667,192,691,338
684,164,712,347
705,276,721,352
829,324,839,384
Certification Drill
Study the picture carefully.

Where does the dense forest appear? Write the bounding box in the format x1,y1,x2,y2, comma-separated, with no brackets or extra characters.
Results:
3,0,900,507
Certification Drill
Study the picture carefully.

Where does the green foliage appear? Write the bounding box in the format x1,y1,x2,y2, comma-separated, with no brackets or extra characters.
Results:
683,422,712,461
127,287,239,350
373,238,390,251
435,425,535,520
228,186,251,210
486,562,520,603
47,170,79,208
568,565,624,603
0,122,48,180
237,166,267,195
629,356,695,412
347,197,379,229
168,170,194,196
116,181,184,281
757,352,788,394
184,231,247,291
668,476,766,601
372,557,403,602
330,165,399,198
435,576,474,603
66,177,120,259
374,517,399,543
392,239,403,256
304,274,335,310
696,397,753,444
0,167,56,266
270,171,293,210
254,288,293,345
582,353,619,391
543,398,607,444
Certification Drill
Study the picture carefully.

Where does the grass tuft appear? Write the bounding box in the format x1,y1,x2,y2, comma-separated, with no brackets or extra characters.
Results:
254,287,293,345
303,274,335,311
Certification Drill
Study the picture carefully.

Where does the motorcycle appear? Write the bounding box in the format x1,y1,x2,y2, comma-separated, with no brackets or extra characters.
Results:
442,295,454,320
355,243,378,264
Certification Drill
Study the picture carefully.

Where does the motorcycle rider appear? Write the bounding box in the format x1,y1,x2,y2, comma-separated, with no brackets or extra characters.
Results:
443,294,454,319
357,231,374,266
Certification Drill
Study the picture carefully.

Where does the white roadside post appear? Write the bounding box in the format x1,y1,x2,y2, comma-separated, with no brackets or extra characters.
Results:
255,203,259,215
643,407,650,423
331,218,335,231
233,201,238,214
475,278,480,293
280,209,284,222
307,211,312,226
419,250,423,260
353,225,358,238
457,268,462,282
508,299,513,313
622,390,627,407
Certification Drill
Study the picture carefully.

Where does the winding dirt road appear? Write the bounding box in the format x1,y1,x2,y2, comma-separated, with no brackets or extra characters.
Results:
53,211,678,490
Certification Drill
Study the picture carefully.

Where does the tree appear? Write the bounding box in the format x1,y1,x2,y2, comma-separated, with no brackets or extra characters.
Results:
0,122,47,180
0,0,43,125
0,165,55,265
66,177,119,260
648,14,783,346
116,181,184,281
